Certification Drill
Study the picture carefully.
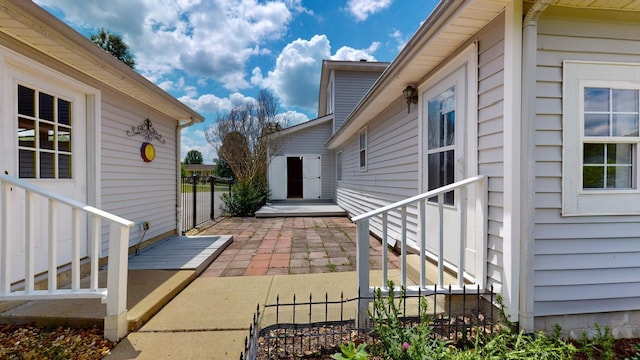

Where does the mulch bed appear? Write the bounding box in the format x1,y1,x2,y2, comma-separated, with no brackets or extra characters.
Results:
0,324,115,359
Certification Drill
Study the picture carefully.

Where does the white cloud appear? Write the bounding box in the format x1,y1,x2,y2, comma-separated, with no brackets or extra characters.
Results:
35,0,301,90
257,35,378,115
390,29,408,52
278,111,309,127
347,0,392,22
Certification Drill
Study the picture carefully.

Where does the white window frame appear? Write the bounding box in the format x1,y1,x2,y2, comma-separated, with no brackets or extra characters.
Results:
336,150,342,181
359,127,367,171
563,61,640,216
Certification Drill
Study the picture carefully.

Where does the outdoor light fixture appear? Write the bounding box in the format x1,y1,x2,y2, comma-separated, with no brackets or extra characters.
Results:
403,85,418,113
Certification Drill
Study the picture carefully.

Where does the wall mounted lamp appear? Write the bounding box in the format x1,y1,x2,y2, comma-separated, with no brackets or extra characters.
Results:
402,85,418,113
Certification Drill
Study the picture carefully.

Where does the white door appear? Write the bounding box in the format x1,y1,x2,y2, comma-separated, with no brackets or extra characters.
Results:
268,156,287,200
302,156,321,199
422,65,477,280
2,64,88,283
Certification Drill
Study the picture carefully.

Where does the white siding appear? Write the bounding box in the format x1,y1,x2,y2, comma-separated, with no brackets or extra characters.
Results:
274,120,334,199
337,98,420,244
477,14,506,294
534,7,640,317
334,71,382,131
100,89,178,253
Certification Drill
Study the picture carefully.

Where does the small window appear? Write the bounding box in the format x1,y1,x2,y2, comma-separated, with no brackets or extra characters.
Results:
426,86,456,205
336,151,343,181
17,84,73,179
563,61,640,215
359,128,367,170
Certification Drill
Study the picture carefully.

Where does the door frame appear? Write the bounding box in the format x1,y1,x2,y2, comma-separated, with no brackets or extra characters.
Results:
417,43,478,276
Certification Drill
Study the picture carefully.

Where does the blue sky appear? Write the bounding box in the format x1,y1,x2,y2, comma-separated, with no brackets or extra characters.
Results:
35,0,438,163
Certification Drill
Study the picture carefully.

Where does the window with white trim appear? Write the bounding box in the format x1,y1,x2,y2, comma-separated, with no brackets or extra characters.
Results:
359,127,367,170
563,61,640,215
17,84,73,179
336,151,342,181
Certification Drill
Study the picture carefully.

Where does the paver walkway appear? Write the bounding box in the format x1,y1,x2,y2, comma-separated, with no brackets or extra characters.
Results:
198,216,399,277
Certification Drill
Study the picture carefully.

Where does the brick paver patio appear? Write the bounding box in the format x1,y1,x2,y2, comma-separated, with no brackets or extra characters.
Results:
198,216,400,277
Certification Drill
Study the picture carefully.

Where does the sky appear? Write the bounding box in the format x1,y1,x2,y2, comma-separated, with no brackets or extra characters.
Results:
34,0,439,163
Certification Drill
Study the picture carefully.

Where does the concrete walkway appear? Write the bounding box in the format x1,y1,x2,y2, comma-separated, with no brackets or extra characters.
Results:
105,216,402,359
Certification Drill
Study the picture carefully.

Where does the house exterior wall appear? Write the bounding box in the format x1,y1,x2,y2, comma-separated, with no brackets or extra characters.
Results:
334,70,382,132
336,14,506,280
100,88,178,253
337,98,420,244
532,7,640,334
274,120,335,200
0,31,179,257
477,14,506,297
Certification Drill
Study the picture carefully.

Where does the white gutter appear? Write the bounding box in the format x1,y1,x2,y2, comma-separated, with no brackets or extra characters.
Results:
519,0,553,332
176,117,200,235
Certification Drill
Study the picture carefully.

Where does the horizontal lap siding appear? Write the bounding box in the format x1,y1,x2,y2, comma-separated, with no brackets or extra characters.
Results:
276,121,334,199
334,71,382,131
100,90,177,254
534,8,640,316
337,99,420,244
477,14,505,293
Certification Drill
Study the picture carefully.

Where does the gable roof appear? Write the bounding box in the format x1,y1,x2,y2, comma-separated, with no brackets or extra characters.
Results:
0,0,204,125
326,0,640,149
279,114,333,137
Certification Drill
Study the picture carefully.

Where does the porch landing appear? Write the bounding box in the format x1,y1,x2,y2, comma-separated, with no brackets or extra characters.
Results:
0,235,232,331
255,200,346,218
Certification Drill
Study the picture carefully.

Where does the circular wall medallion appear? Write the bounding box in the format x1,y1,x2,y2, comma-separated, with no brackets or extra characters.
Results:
141,142,155,162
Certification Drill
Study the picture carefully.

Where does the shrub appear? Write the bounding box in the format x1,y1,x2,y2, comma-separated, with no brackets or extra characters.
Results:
221,179,268,216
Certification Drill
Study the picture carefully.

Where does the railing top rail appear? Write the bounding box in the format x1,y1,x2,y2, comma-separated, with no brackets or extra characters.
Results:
351,175,486,222
0,173,134,227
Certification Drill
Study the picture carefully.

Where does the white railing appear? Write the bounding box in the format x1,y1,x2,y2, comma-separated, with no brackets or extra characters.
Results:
352,175,487,327
0,173,134,341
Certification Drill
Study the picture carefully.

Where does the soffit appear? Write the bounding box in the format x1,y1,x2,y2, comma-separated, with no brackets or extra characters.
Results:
0,1,203,123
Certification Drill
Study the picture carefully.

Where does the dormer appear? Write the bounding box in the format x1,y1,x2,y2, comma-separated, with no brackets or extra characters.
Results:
318,59,388,134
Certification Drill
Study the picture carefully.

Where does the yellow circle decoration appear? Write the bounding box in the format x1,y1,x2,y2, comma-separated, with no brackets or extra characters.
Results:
141,142,155,162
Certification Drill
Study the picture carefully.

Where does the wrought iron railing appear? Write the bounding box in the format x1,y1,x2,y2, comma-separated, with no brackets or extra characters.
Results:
181,175,232,233
0,173,134,341
241,285,497,360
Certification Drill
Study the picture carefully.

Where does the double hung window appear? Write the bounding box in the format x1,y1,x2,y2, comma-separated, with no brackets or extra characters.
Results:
563,61,640,215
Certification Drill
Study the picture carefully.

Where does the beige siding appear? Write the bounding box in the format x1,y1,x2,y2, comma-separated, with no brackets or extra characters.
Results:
534,7,640,316
100,89,177,253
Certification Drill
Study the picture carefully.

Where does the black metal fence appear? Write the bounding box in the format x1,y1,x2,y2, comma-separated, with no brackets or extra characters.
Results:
241,285,499,360
181,175,233,234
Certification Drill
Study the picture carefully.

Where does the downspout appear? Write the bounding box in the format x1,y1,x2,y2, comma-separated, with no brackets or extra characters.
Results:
520,0,552,332
176,117,197,235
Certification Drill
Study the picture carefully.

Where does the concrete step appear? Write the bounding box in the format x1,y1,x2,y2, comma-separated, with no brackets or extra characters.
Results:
0,235,232,332
405,254,459,287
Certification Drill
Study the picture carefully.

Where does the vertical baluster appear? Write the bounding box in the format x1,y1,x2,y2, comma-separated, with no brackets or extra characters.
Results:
1,182,12,295
48,199,58,292
25,191,35,292
381,213,388,290
71,208,80,291
356,219,370,329
419,199,426,290
458,186,467,287
400,206,407,288
438,193,444,287
91,215,100,291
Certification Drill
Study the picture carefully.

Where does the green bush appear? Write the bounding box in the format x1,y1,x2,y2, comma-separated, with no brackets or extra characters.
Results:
221,180,268,216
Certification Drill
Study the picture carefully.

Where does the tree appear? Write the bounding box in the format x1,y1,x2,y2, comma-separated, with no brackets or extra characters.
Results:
214,158,234,180
205,89,288,215
90,28,136,68
184,150,203,164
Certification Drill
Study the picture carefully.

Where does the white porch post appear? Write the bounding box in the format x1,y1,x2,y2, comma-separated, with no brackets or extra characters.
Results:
104,223,129,341
356,219,370,329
